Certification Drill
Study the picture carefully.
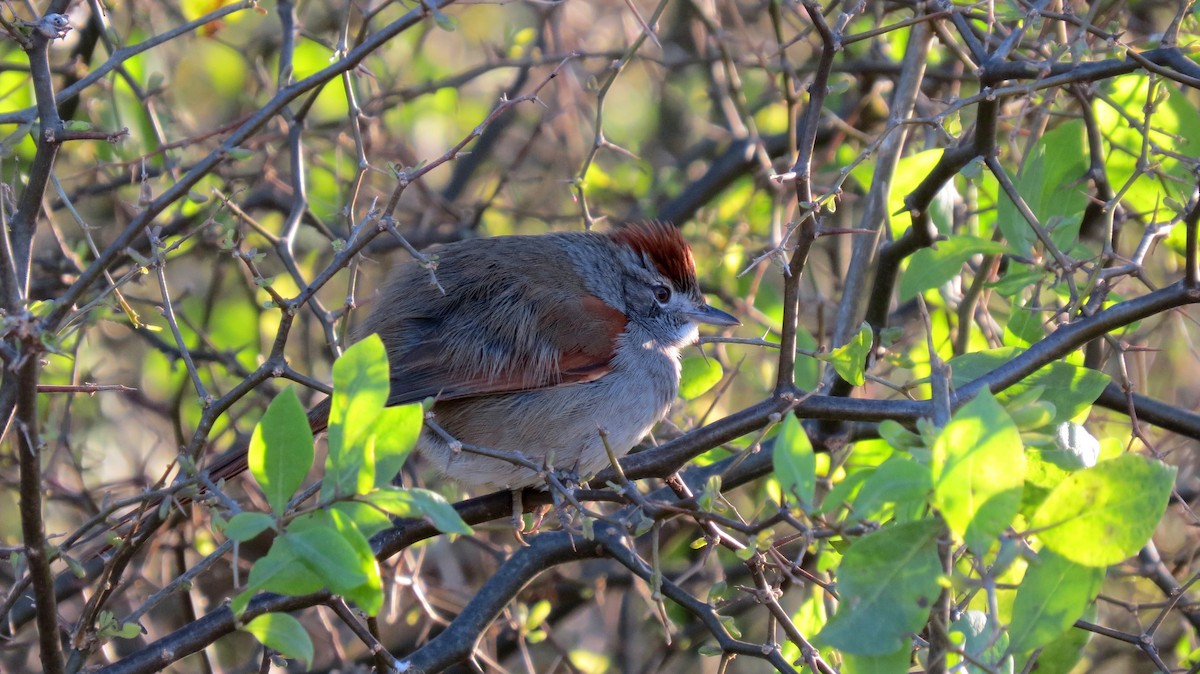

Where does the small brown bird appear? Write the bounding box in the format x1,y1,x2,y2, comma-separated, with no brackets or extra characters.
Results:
304,220,738,490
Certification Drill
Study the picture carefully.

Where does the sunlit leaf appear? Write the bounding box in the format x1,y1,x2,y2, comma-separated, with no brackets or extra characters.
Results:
773,415,816,508
1031,453,1175,566
248,388,314,515
932,391,1024,554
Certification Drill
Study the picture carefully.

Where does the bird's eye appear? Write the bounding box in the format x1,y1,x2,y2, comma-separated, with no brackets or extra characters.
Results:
652,285,672,303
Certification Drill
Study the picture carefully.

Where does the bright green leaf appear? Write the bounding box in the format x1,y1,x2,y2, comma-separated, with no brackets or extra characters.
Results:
233,540,324,615
328,507,383,615
369,402,423,488
224,512,275,542
1031,453,1175,566
899,236,1008,301
773,415,816,507
818,518,942,655
326,335,391,499
825,323,872,387
932,391,1024,553
851,456,933,523
283,526,370,594
679,356,724,399
949,349,1110,425
248,388,314,515
364,487,472,535
241,613,313,668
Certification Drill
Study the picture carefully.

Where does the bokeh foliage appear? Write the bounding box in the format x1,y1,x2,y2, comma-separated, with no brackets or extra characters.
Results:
0,1,1199,673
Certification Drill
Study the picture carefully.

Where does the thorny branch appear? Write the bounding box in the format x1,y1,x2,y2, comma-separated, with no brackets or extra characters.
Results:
4,1,1200,673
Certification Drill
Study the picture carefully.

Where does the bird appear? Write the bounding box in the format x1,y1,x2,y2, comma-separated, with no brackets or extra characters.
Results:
302,220,740,491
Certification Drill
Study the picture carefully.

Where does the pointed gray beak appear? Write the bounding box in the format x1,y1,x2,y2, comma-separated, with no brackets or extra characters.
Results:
688,304,740,327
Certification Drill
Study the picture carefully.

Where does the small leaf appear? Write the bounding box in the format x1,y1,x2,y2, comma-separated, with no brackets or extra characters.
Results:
369,403,423,488
932,391,1025,554
851,456,933,523
224,512,275,542
241,613,314,668
842,648,913,674
325,336,391,499
818,518,942,655
951,610,1012,674
365,488,474,536
1007,549,1104,655
898,235,1009,301
877,419,923,450
772,415,815,508
283,526,370,593
432,9,457,31
248,388,314,515
328,508,383,615
227,147,255,160
679,356,724,399
949,349,1110,425
1031,453,1175,566
233,540,324,615
824,323,872,386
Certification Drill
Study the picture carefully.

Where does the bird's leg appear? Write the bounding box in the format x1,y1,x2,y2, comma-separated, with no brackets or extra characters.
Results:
511,489,530,546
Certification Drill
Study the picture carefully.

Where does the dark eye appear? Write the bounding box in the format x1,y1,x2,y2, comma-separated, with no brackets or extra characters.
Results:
652,285,671,303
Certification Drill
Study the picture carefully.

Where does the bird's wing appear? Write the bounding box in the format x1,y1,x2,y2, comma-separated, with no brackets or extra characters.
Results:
383,293,625,406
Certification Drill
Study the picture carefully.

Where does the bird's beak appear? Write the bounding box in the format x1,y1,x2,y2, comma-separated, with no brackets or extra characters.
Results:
689,304,740,327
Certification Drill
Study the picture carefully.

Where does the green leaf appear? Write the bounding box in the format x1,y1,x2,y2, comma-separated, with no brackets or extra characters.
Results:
432,9,458,31
842,648,911,674
679,356,724,399
241,613,313,668
283,525,370,594
328,507,383,615
773,415,816,508
1017,603,1094,674
1007,549,1104,655
364,488,472,535
226,147,255,161
877,419,922,450
248,388,314,515
932,391,1025,554
995,121,1087,256
851,456,932,523
326,335,391,499
898,236,1009,301
333,500,394,538
949,349,1110,425
987,267,1051,297
849,149,945,236
818,518,942,655
224,512,275,542
1003,301,1045,348
370,402,423,488
1095,75,1200,214
1030,453,1175,566
233,540,324,615
824,322,872,387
